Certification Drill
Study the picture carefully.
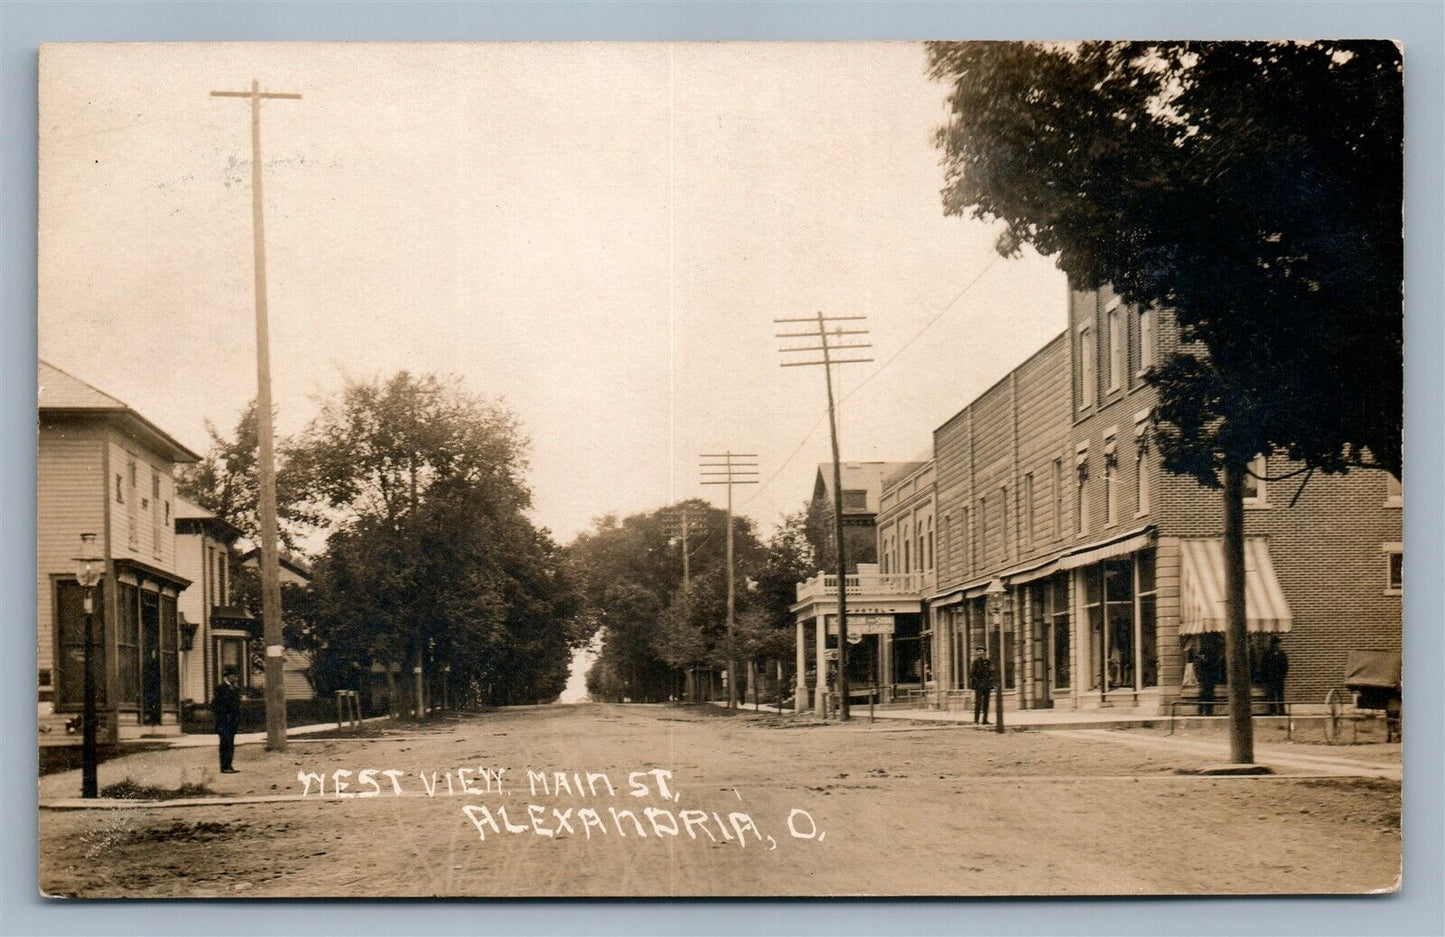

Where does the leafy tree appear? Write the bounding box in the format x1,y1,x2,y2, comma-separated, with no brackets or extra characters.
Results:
292,372,580,713
928,40,1401,480
568,500,765,702
928,40,1402,762
176,399,312,549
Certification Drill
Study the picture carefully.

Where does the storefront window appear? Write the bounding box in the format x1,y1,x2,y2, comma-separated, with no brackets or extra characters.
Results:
55,580,106,707
1105,559,1134,689
1083,567,1103,690
160,594,179,707
116,583,140,703
1049,574,1071,689
1137,550,1158,687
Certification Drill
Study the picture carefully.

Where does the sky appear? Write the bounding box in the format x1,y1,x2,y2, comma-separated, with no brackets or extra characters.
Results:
39,41,1067,546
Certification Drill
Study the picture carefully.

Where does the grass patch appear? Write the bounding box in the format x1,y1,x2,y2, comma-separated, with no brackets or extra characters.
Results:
100,774,216,801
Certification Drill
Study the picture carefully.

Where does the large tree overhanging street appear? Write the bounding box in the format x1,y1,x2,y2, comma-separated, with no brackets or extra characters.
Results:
926,39,1403,763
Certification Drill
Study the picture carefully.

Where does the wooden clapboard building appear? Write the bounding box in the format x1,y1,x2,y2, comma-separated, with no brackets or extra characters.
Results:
38,362,199,743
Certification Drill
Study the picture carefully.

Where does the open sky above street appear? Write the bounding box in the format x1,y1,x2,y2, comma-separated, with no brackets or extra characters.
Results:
39,42,1066,544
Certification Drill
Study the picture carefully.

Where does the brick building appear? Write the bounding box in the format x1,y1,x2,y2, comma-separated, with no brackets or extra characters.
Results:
793,286,1401,715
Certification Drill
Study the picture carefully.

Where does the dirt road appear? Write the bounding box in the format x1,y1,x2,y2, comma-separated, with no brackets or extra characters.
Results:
38,704,1400,898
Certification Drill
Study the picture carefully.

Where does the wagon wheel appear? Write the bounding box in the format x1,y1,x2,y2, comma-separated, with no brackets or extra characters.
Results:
1324,687,1345,744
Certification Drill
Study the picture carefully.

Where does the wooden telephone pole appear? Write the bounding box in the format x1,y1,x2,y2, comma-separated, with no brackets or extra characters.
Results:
210,80,301,752
663,503,708,701
700,453,758,709
777,313,872,721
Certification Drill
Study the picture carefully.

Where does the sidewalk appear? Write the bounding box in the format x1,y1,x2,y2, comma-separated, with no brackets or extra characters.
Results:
722,699,1203,730
721,700,1399,778
119,714,394,749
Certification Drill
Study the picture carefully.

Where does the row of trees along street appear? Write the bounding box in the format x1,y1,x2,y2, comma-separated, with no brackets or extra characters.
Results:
179,371,587,716
568,500,820,705
928,40,1402,762
180,369,826,715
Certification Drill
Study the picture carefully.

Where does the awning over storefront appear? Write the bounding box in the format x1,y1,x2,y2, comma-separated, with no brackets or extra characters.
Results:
1179,538,1293,635
1058,527,1155,571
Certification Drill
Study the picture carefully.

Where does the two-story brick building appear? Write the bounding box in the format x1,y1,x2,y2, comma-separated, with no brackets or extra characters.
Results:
38,362,199,743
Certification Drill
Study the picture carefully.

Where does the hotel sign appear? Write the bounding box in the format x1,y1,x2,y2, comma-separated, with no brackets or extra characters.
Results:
825,614,895,636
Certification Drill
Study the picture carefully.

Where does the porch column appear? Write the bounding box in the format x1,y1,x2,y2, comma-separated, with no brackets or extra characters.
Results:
1021,586,1035,709
814,613,828,715
794,616,807,713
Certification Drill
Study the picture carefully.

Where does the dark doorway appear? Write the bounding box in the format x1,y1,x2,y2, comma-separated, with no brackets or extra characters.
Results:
141,591,162,725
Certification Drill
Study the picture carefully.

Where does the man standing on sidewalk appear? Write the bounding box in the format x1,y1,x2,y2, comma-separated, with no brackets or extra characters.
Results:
969,647,994,725
213,668,242,773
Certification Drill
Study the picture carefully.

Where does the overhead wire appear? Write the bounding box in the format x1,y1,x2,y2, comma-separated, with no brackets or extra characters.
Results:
739,252,1002,512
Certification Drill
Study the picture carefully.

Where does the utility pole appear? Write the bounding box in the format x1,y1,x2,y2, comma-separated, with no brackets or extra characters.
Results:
210,80,301,752
777,313,872,721
1222,458,1255,764
700,453,758,709
663,502,707,701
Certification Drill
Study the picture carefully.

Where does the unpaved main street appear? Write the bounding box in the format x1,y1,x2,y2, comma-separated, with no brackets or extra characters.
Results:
39,704,1400,898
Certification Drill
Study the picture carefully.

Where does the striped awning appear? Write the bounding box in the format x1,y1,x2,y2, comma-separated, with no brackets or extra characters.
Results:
1179,538,1292,635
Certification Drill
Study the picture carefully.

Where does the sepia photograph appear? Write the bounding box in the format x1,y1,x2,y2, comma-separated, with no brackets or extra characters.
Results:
34,38,1404,900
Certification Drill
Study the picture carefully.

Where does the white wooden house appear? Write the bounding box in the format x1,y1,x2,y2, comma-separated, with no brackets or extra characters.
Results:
174,497,255,706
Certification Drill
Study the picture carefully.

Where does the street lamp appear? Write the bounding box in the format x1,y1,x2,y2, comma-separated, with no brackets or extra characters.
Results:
986,578,1007,734
72,532,104,798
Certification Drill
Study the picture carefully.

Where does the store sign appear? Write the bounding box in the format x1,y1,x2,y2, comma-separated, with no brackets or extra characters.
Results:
825,614,895,636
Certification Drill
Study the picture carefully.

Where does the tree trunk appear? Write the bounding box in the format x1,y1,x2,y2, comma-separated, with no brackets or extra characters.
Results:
1223,459,1255,764
384,661,399,719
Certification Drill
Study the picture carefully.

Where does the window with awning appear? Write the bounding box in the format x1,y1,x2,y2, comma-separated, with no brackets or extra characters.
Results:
1179,538,1293,635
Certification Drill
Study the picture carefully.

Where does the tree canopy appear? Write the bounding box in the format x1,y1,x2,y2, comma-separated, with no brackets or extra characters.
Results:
928,40,1402,482
291,372,580,708
568,499,778,702
176,400,311,550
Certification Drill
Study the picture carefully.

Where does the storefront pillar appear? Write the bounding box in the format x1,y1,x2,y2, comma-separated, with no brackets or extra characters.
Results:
1155,538,1183,707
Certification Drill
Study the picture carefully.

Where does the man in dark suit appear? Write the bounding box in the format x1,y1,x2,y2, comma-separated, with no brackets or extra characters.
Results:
1261,636,1289,716
968,647,995,725
213,668,242,773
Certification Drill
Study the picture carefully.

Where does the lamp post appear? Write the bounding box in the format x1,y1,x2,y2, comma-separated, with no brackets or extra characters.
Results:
73,533,104,798
986,578,1006,734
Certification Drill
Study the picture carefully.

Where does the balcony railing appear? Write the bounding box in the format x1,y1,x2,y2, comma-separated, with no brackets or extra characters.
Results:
795,571,920,602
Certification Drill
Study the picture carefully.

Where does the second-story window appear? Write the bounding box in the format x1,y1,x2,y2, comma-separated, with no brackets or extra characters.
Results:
963,506,972,571
1136,447,1150,516
1052,458,1064,539
1022,473,1035,550
1078,324,1097,411
152,471,163,555
127,458,138,548
1076,455,1090,536
1000,485,1009,555
1107,303,1123,393
1138,306,1156,375
1243,454,1269,506
1103,439,1118,526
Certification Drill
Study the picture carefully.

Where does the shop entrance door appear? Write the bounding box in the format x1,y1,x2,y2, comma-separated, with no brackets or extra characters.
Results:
140,591,162,725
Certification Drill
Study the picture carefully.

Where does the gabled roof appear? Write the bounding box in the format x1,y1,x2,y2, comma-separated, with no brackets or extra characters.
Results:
812,462,913,516
174,495,244,543
38,361,201,463
239,547,313,582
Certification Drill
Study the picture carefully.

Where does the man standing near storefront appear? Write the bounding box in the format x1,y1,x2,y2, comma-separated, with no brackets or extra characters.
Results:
1261,637,1289,716
213,668,242,773
969,647,994,725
